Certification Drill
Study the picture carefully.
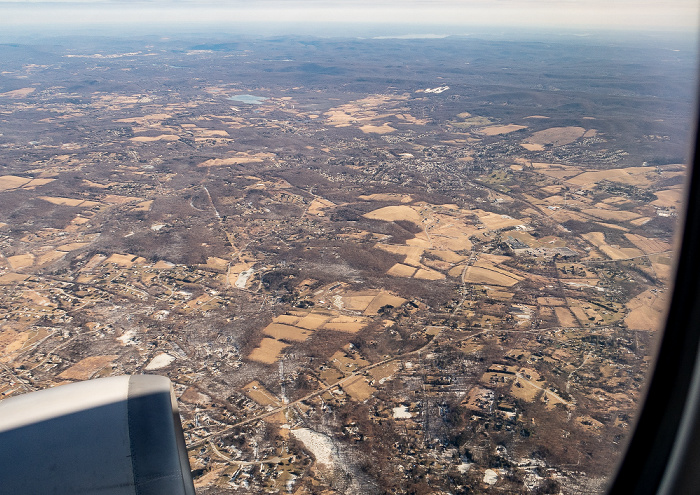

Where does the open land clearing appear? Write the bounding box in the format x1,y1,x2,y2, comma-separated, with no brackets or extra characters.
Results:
567,166,657,188
463,261,523,286
473,209,528,230
523,126,586,147
581,232,643,260
131,135,180,142
7,254,35,270
57,355,118,380
244,381,281,407
625,289,669,331
248,338,290,364
652,188,685,209
479,124,527,136
363,205,422,225
0,87,35,98
198,152,276,167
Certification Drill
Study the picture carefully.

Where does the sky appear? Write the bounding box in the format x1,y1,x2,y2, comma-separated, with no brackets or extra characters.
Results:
0,0,697,35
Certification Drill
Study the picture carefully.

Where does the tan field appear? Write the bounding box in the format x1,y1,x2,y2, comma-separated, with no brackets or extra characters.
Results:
359,193,413,202
630,217,652,227
624,289,668,331
533,163,585,180
479,124,526,136
262,323,312,342
581,208,641,222
7,254,34,270
448,265,465,278
624,234,671,254
179,387,213,406
0,273,29,284
295,313,330,330
331,350,370,373
582,232,643,260
567,166,657,188
21,178,55,189
248,338,290,364
521,143,544,151
342,376,376,401
198,152,275,167
0,328,47,359
554,307,578,327
243,381,281,406
405,234,431,248
324,94,409,127
319,367,344,385
131,134,180,142
82,254,107,271
132,200,154,211
649,253,674,281
364,292,406,315
58,355,118,380
595,222,629,232
37,251,67,266
323,316,367,333
428,249,467,263
523,126,585,146
511,377,543,402
487,289,514,301
473,210,527,230
22,291,51,307
570,306,593,325
307,198,335,216
106,253,140,267
40,196,91,207
464,261,523,286
0,87,35,98
364,205,422,225
0,175,31,190
414,267,445,280
419,253,453,268
537,297,567,306
56,242,89,252
201,257,228,270
275,314,301,326
359,123,396,134
428,221,476,251
387,263,418,278
145,261,171,272
340,292,377,311
103,194,144,204
194,129,230,137
115,113,171,124
576,415,604,432
542,389,569,410
600,245,643,261
652,188,685,209
368,361,399,382
375,244,423,265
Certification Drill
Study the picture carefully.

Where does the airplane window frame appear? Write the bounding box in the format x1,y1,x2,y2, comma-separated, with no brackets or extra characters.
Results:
608,98,700,493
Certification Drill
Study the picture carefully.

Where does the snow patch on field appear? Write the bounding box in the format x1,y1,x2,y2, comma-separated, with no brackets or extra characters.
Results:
290,428,337,468
145,352,175,370
392,405,413,419
484,469,499,485
235,268,254,289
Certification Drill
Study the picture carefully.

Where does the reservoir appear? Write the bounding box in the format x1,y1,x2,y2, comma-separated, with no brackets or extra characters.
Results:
228,94,268,105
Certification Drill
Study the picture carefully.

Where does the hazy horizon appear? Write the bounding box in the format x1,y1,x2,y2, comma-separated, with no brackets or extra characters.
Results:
1,0,697,38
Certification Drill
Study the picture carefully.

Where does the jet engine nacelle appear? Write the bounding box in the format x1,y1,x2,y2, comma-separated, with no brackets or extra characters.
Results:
0,374,195,494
